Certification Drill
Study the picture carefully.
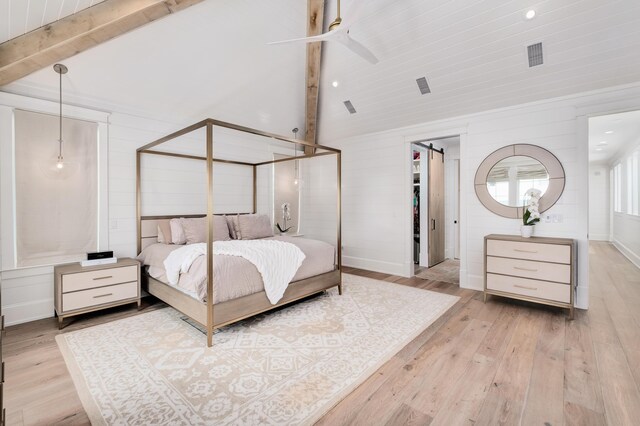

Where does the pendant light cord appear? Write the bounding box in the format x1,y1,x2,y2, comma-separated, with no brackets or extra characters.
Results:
59,69,63,161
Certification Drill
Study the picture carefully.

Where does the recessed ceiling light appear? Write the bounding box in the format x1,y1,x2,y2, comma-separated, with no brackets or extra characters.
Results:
525,9,536,20
332,80,339,88
598,141,608,145
595,148,603,151
604,130,614,134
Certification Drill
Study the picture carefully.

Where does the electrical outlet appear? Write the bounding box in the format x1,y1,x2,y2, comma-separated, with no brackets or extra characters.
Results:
544,214,552,223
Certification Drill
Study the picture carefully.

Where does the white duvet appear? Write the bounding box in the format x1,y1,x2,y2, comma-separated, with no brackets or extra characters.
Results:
163,240,306,304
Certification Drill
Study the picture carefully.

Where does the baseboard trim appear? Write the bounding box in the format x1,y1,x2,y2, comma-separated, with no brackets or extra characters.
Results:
589,234,610,242
3,298,54,326
342,256,407,277
612,239,640,269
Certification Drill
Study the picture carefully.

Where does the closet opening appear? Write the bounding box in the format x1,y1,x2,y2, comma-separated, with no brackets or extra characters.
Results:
411,136,460,284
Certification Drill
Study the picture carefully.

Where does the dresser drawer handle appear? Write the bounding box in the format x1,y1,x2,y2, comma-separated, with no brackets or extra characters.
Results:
514,284,537,291
513,266,538,272
514,249,538,253
93,293,113,299
93,275,113,281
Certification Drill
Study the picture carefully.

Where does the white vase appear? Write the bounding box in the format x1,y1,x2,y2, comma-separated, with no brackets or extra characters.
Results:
521,225,534,238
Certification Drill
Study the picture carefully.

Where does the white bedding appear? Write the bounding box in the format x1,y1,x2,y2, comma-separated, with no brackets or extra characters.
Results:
164,240,306,304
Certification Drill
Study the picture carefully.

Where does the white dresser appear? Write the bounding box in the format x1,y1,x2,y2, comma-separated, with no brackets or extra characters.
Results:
484,234,576,318
54,258,141,328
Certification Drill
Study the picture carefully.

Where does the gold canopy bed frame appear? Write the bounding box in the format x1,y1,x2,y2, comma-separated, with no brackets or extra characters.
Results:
136,119,342,347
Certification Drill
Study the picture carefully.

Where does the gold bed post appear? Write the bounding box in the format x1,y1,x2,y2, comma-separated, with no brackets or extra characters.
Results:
136,150,142,254
206,121,214,347
337,151,343,295
252,165,257,213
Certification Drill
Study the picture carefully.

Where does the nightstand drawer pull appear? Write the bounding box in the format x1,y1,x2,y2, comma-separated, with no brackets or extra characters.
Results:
513,266,538,272
514,284,537,291
62,265,138,292
93,275,113,281
93,293,113,299
514,248,538,253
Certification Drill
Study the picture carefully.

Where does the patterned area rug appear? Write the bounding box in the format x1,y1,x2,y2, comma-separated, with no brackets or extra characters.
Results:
416,259,460,284
56,274,459,425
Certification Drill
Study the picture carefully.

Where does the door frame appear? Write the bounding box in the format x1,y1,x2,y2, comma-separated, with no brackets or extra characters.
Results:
404,128,468,279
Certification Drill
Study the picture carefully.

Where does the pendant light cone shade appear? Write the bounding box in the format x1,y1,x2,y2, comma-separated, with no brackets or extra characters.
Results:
54,64,68,170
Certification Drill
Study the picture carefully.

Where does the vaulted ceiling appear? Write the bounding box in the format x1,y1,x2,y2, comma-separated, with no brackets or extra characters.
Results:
0,0,107,43
2,0,640,142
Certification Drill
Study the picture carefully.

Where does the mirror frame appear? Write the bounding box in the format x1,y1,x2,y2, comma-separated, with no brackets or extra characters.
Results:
474,144,565,219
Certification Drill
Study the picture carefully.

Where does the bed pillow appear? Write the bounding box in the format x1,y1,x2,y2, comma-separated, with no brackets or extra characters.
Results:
238,214,274,240
182,216,231,244
157,221,172,244
225,215,238,239
169,218,186,244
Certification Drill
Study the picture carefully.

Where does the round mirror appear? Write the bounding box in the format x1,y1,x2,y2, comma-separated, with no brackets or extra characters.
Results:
486,156,549,207
474,144,565,219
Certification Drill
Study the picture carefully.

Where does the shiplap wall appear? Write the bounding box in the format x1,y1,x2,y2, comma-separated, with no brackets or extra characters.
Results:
328,83,640,310
0,102,289,325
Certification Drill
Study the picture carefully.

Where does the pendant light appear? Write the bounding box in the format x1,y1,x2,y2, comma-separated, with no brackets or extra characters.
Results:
53,63,68,169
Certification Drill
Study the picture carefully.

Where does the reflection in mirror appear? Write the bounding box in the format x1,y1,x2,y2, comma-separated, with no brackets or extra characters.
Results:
486,156,549,207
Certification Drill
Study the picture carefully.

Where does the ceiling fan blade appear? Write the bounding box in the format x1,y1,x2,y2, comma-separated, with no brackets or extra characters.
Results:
268,30,335,45
336,35,379,64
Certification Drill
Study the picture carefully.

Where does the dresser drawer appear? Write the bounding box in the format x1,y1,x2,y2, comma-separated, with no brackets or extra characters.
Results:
487,240,570,264
487,256,570,283
62,282,138,312
487,273,570,303
62,265,138,293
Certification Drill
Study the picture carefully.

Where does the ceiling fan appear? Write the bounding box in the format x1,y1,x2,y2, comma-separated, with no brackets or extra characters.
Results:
268,0,379,64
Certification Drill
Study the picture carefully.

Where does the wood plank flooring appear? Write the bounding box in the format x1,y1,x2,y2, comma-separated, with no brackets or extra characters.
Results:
3,241,640,425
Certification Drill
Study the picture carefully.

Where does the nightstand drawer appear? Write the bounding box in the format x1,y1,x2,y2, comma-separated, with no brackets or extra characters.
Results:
62,265,138,293
487,256,570,283
487,273,570,303
62,281,138,312
487,240,570,264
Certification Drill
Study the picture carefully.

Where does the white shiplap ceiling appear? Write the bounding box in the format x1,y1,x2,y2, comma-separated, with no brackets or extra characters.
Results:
0,0,106,43
2,0,640,141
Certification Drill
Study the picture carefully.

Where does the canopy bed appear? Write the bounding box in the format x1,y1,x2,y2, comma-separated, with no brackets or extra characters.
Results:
136,119,342,347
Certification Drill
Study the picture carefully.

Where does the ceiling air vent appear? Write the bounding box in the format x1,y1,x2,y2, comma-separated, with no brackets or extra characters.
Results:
416,77,431,94
344,100,357,114
527,42,543,67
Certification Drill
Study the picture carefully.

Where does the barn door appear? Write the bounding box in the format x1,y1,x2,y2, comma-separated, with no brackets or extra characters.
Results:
428,150,445,266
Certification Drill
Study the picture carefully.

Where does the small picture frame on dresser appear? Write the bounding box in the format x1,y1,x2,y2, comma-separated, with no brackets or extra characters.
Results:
54,257,141,329
483,234,576,319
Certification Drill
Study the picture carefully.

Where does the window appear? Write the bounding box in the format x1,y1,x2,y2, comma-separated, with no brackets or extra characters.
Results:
14,110,99,267
613,163,622,213
629,151,639,216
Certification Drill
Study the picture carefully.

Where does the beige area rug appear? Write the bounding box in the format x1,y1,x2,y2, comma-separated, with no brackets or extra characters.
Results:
56,274,459,425
416,259,460,284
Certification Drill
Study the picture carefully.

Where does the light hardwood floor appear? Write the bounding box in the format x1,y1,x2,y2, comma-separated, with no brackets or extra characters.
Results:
3,241,640,425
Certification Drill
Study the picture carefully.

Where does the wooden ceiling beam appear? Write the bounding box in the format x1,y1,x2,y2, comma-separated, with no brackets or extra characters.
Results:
0,0,204,86
304,0,325,153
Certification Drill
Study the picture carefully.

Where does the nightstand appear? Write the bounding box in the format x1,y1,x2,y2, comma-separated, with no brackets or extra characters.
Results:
54,258,141,328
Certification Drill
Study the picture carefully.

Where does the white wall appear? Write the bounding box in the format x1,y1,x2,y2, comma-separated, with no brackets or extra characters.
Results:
328,83,640,310
0,94,294,325
611,136,640,268
588,163,610,241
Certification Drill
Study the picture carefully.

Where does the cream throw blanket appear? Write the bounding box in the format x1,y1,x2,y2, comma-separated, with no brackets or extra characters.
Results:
163,240,306,304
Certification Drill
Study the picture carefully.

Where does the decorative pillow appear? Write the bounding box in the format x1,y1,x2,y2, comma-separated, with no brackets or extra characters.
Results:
157,221,172,244
225,215,238,239
169,218,186,245
238,214,274,240
182,216,231,244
